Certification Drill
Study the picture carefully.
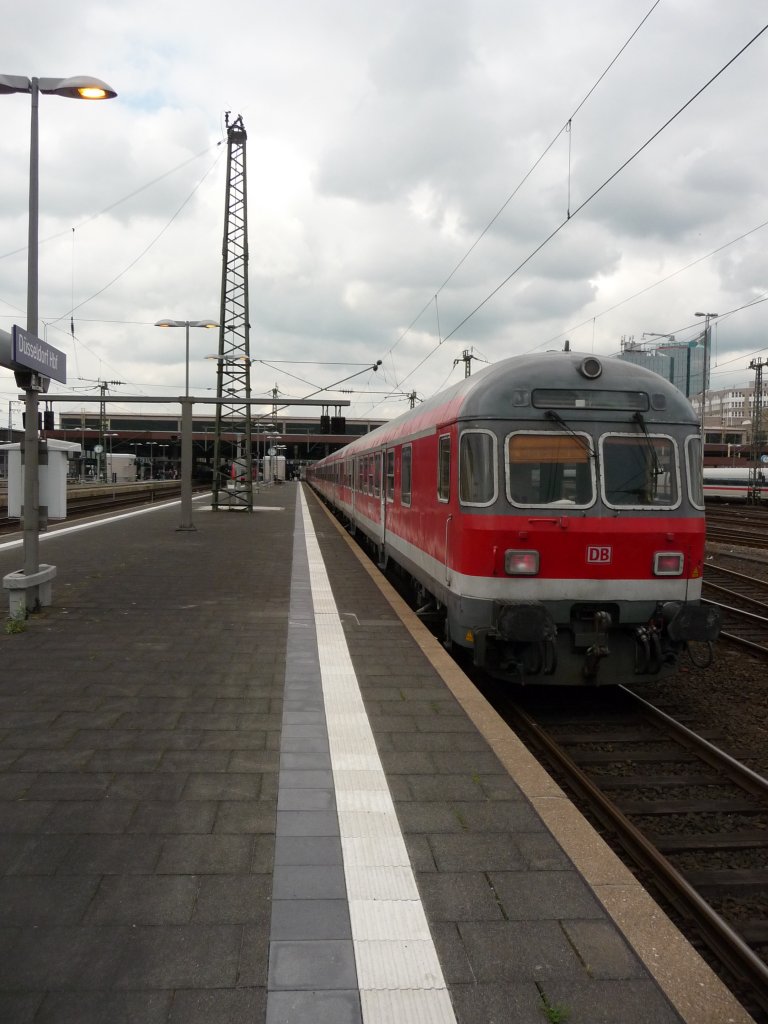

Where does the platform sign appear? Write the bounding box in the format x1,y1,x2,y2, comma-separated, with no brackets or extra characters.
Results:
11,325,67,384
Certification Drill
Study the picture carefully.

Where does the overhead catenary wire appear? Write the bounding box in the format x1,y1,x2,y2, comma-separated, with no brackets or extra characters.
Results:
384,0,664,364
389,21,768,395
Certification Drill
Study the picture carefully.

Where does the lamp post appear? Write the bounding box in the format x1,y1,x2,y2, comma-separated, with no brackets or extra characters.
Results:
695,311,718,445
0,72,116,612
154,319,219,397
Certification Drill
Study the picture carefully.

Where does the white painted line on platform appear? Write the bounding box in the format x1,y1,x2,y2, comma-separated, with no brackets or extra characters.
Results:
299,488,457,1024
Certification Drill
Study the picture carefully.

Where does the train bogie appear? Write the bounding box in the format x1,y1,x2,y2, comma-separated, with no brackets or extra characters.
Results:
309,351,720,686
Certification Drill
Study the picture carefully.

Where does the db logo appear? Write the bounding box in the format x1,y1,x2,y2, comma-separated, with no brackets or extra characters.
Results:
587,545,612,564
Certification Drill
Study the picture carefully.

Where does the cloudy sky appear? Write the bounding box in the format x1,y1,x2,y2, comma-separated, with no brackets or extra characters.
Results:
1,1,767,429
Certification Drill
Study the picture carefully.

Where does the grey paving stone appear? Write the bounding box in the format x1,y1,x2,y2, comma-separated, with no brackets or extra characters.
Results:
35,990,173,1023
0,876,98,926
58,835,163,874
156,835,254,874
488,870,605,920
0,993,45,1024
0,925,125,988
280,736,329,754
128,801,218,835
277,787,336,811
182,772,263,800
110,924,242,988
213,800,275,834
273,864,347,900
279,769,334,789
561,919,648,979
275,810,339,837
428,833,528,872
84,874,199,924
42,800,137,834
107,773,188,801
193,874,272,924
236,923,270,987
449,981,549,1024
515,831,573,871
270,899,352,940
417,872,505,921
458,920,586,982
279,751,332,770
168,987,266,1023
429,922,476,984
541,978,684,1024
268,939,357,990
266,989,362,1024
274,835,342,866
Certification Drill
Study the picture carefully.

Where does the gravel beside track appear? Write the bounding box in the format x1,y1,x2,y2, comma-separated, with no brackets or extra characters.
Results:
634,544,768,781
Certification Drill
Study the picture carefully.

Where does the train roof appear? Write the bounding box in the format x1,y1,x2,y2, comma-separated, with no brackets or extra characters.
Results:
326,350,698,459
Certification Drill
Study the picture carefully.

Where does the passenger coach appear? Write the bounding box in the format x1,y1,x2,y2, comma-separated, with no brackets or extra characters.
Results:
308,350,720,686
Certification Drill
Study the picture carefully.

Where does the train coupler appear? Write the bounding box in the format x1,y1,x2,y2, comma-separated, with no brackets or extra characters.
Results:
582,610,611,679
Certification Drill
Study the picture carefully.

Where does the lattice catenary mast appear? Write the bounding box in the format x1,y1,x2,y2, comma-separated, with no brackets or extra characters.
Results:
211,112,253,511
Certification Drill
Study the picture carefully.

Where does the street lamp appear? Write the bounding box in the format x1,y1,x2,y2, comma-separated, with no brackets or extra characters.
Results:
695,311,718,443
0,72,116,612
155,319,219,397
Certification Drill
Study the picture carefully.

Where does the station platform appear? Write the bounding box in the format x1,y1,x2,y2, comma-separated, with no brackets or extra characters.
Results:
0,484,755,1024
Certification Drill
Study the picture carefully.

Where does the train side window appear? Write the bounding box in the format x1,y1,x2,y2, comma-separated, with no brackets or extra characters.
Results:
460,430,497,505
386,450,395,501
374,453,381,498
438,435,450,502
506,432,594,507
601,434,679,508
401,445,412,506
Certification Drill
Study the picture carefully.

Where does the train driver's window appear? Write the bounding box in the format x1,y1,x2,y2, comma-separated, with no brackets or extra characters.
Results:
401,445,412,506
459,430,497,505
507,433,593,507
602,435,678,508
438,435,450,502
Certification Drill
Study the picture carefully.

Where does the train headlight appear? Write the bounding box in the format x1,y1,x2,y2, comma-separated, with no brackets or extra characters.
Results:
654,552,684,576
505,550,539,575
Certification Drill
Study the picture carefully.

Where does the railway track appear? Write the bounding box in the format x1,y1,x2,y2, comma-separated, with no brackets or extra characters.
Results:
706,505,768,551
703,563,768,657
491,684,768,1023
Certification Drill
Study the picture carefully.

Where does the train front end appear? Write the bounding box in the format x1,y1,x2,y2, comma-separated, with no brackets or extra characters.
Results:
447,353,721,686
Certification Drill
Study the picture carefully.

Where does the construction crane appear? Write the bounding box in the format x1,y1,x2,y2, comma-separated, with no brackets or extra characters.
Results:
641,332,676,343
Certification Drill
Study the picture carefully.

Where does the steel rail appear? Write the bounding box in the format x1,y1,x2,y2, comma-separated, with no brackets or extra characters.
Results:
505,701,768,1016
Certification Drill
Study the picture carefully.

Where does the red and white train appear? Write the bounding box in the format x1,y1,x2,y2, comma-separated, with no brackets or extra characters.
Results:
702,467,767,502
308,350,721,686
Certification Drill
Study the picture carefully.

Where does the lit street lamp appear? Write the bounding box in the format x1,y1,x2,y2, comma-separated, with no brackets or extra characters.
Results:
155,319,219,397
0,72,116,612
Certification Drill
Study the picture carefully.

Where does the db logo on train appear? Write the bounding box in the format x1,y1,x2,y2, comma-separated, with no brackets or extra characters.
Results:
586,545,612,564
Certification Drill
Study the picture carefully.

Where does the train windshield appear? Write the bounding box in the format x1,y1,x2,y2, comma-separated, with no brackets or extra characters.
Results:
507,433,594,507
601,434,678,507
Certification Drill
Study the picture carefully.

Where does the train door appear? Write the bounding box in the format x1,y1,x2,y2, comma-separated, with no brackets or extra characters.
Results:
438,434,452,585
382,449,392,553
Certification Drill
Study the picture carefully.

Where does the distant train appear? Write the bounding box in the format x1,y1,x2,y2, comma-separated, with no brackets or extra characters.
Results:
703,466,767,502
308,350,720,687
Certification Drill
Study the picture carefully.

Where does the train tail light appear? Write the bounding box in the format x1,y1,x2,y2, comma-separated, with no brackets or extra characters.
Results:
505,550,539,575
654,552,684,576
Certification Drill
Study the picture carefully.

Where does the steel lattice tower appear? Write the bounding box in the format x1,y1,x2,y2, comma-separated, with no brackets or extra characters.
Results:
212,113,253,511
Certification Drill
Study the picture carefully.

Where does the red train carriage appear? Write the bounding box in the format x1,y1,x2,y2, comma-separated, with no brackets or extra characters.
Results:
308,350,720,686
